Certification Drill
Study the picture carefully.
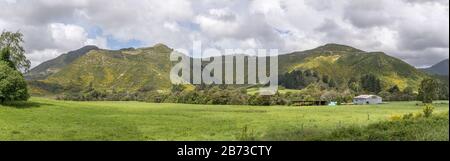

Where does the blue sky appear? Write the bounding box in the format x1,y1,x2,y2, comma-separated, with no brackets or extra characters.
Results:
106,37,144,50
85,25,144,50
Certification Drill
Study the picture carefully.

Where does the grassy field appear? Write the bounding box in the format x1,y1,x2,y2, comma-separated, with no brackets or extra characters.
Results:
0,97,448,141
321,112,449,141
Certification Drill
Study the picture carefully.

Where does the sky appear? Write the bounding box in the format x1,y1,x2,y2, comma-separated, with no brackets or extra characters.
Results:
0,0,448,68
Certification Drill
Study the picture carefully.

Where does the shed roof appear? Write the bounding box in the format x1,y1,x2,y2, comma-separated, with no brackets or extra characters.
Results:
354,95,381,99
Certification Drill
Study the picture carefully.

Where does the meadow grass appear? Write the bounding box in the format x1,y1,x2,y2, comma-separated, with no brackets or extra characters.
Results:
317,112,449,141
0,97,448,141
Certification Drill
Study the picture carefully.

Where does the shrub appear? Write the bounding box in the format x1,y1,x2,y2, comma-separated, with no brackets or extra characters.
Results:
389,115,402,121
423,104,434,118
249,94,271,106
236,125,257,141
402,113,414,120
414,112,424,119
324,112,449,141
0,61,29,103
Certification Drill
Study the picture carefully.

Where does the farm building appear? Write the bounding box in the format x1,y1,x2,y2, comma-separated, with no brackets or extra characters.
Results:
291,100,328,106
353,95,382,105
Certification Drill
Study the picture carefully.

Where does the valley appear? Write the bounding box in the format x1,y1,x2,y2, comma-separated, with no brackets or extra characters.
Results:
25,43,449,104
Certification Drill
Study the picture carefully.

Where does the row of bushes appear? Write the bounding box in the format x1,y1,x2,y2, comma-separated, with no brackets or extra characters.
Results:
56,90,149,101
141,86,289,106
55,77,447,105
56,84,358,106
324,107,449,141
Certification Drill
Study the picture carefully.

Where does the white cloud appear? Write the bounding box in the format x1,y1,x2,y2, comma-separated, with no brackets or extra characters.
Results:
163,22,180,32
85,37,107,49
18,23,108,67
195,8,240,38
26,49,61,67
49,23,88,49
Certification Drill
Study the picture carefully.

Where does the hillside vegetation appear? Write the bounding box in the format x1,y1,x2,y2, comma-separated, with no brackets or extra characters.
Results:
319,112,449,141
25,45,99,80
278,44,428,91
421,59,449,76
29,44,174,95
26,43,443,102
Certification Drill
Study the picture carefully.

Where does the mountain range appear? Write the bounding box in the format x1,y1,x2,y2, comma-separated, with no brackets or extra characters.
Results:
26,43,445,96
421,59,449,76
279,44,428,90
25,45,99,80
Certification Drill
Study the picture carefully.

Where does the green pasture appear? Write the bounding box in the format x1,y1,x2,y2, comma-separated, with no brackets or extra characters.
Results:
0,97,448,141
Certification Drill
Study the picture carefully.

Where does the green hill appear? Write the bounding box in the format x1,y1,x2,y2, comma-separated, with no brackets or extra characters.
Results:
29,44,174,95
421,59,449,76
28,43,430,96
25,45,99,80
278,44,428,90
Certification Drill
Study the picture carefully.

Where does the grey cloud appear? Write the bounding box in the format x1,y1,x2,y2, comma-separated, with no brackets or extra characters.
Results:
316,19,347,39
343,0,394,28
395,48,449,67
0,0,448,67
0,0,84,25
305,0,336,11
404,0,449,5
398,25,449,51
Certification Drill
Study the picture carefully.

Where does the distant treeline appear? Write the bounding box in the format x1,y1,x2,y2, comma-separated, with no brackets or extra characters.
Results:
47,69,449,105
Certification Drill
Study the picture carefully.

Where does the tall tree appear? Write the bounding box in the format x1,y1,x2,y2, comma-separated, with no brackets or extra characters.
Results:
348,77,361,93
0,31,31,72
328,78,336,88
388,85,400,94
0,31,30,103
418,79,439,103
0,47,15,69
361,74,382,94
322,75,329,84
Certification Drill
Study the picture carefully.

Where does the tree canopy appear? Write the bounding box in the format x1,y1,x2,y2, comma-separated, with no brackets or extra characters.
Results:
0,31,30,103
360,74,382,94
418,79,439,103
1,47,16,69
0,31,30,72
0,61,30,103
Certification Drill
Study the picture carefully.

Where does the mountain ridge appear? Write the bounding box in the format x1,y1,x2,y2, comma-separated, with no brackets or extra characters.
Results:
421,59,449,76
278,45,426,91
25,45,99,80
27,43,431,95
